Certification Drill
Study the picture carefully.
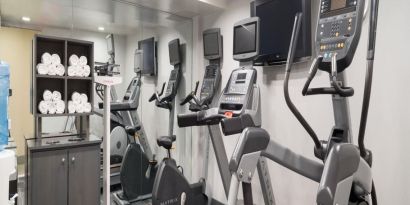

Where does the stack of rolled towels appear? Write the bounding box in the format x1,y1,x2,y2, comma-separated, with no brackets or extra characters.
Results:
38,90,65,114
36,53,65,76
68,92,92,113
68,54,91,77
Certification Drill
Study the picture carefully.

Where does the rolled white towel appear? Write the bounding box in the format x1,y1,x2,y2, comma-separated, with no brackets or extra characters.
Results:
69,54,79,66
83,65,91,77
68,101,76,113
75,101,84,113
51,54,61,65
52,91,62,101
41,52,52,65
80,93,88,103
84,102,92,113
47,64,57,75
67,66,75,76
38,101,49,114
56,64,65,76
71,92,81,103
56,100,65,114
76,66,84,77
43,90,53,101
36,63,48,75
79,56,88,66
48,101,57,114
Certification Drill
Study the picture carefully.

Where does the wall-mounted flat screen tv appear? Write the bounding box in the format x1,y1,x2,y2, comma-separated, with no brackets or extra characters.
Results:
251,0,312,65
138,37,157,76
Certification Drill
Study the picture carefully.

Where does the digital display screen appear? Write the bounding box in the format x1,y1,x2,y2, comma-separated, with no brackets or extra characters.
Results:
237,73,247,80
330,0,346,11
169,39,181,65
170,70,178,80
233,22,257,55
204,33,219,56
106,34,114,54
138,37,156,75
321,0,357,15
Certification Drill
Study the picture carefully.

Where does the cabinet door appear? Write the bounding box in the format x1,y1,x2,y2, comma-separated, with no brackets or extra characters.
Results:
31,149,68,205
68,145,100,205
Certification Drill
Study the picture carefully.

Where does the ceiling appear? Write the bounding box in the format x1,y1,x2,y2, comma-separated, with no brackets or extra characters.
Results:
0,0,227,35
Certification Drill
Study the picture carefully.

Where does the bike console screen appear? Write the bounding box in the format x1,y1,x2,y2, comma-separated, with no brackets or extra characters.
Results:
219,69,256,116
317,0,364,72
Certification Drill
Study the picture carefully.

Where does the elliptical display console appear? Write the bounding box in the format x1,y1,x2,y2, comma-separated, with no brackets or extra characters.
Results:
317,0,365,72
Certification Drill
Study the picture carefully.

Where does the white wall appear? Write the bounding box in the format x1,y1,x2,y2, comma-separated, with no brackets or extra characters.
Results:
192,0,410,204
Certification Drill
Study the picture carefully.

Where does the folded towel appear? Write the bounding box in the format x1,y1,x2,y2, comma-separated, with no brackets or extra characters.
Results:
51,54,61,65
69,54,79,66
41,52,52,65
79,56,88,66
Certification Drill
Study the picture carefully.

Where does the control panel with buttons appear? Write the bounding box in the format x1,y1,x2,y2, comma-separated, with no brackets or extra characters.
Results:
163,68,181,101
316,0,365,72
199,64,221,104
219,68,257,115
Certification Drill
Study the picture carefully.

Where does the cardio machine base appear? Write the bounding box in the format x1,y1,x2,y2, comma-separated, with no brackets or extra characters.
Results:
113,143,157,204
152,158,208,205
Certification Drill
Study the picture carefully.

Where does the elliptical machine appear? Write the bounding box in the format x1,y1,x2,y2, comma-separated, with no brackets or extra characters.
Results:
225,0,379,204
112,50,158,204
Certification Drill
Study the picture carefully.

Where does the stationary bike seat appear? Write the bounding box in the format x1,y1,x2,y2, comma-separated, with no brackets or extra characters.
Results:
125,125,141,136
157,135,176,150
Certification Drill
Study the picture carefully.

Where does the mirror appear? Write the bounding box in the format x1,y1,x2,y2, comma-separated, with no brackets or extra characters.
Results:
0,0,194,199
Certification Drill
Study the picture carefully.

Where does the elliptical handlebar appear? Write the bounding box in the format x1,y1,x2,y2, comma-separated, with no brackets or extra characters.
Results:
358,0,380,159
284,13,322,150
301,56,354,97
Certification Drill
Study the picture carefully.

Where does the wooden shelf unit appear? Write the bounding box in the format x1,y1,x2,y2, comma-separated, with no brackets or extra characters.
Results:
32,34,95,138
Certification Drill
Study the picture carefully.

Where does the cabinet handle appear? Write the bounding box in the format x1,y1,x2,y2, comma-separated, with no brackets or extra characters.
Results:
71,157,76,162
62,158,66,163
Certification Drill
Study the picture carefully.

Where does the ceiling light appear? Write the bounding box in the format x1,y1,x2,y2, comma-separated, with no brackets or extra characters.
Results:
98,26,105,31
22,16,31,22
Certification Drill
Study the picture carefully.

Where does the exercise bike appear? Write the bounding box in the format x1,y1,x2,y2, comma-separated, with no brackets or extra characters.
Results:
149,38,186,205
226,0,379,204
152,29,225,205
112,50,158,205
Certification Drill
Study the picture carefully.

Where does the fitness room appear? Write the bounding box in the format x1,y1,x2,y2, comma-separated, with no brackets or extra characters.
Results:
0,0,407,204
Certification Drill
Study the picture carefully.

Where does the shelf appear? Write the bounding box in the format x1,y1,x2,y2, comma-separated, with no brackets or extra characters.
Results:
36,112,93,117
32,34,95,138
36,74,66,79
66,76,93,80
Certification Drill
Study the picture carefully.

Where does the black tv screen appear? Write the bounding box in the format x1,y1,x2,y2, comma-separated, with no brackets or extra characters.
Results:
251,0,312,65
168,39,181,66
233,22,257,55
138,37,157,76
204,33,219,56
